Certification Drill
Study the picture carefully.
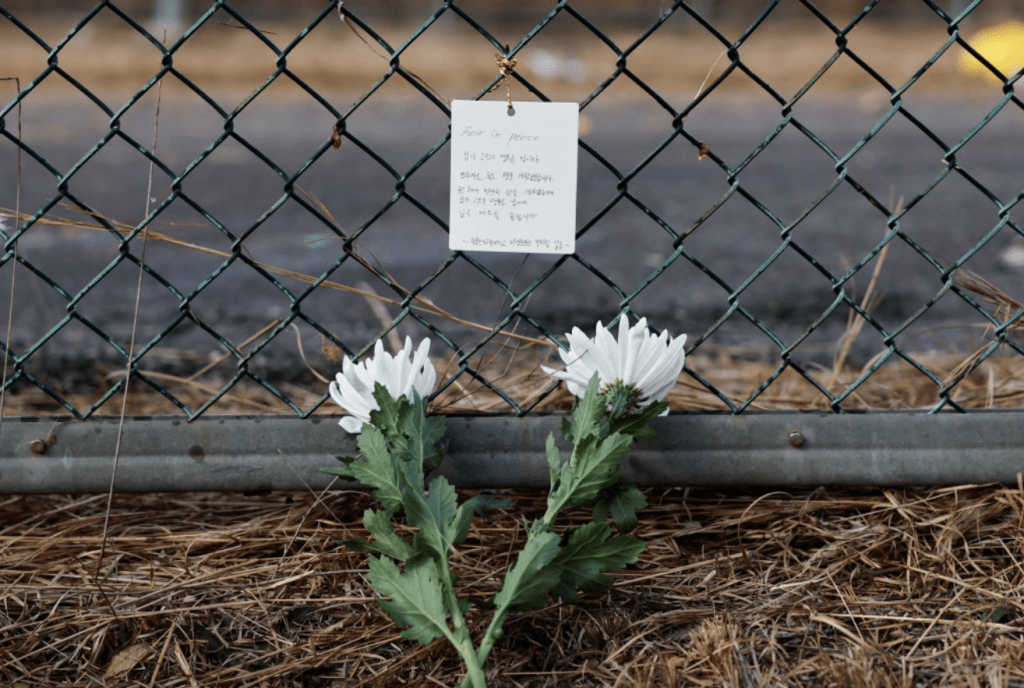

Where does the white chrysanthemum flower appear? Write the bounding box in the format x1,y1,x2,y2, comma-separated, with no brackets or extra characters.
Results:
329,337,436,433
543,316,686,413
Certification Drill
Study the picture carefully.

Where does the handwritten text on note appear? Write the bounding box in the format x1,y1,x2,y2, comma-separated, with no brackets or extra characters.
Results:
449,100,578,254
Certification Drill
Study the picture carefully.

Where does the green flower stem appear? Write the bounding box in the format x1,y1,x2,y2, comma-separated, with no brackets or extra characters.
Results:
439,559,487,687
473,503,571,668
474,603,510,670
427,613,485,688
328,378,654,688
540,486,572,532
454,632,487,688
467,438,580,664
539,442,584,530
456,637,487,688
474,377,645,668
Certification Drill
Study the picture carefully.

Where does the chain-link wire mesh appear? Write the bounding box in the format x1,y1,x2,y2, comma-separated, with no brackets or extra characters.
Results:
0,0,1022,420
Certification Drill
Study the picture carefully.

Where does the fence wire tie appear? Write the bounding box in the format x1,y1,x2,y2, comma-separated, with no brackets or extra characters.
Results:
489,49,518,113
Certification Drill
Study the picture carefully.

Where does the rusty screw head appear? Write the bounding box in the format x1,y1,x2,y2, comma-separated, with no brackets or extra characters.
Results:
28,436,57,455
788,430,805,448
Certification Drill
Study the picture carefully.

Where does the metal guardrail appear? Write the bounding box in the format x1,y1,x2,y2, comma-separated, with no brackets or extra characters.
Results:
4,413,1024,493
0,0,1022,425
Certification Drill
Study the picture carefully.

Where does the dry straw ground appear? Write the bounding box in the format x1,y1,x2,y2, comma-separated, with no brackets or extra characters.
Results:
4,484,1024,687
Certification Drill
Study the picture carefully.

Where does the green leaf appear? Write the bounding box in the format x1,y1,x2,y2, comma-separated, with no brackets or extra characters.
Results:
448,500,475,548
593,482,647,532
367,555,451,645
320,454,360,480
321,465,353,480
463,494,513,520
609,401,667,440
341,426,404,513
546,522,645,603
362,508,413,560
563,431,632,508
338,508,414,559
368,382,407,437
548,374,635,510
566,374,606,445
394,392,446,472
426,475,469,550
493,531,562,611
402,474,470,558
545,433,563,489
393,438,427,495
336,537,376,553
983,607,1011,623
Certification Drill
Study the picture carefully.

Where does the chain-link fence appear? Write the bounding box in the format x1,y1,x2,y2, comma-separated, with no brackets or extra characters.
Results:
1,0,1022,422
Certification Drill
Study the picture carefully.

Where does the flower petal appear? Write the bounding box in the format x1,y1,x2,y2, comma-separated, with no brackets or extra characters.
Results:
636,334,686,404
544,317,686,407
588,321,623,386
409,337,436,397
329,374,376,420
340,416,367,434
327,337,436,434
390,337,414,396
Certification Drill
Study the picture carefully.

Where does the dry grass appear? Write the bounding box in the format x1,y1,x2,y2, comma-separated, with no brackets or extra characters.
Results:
3,484,1024,686
4,335,1024,418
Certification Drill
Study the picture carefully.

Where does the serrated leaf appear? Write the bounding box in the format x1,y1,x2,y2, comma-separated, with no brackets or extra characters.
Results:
321,454,360,480
493,531,561,611
393,439,427,496
545,433,563,489
563,431,632,508
368,382,407,437
448,501,475,547
394,393,446,472
609,401,667,440
593,482,647,532
367,555,451,645
402,474,467,559
320,465,354,480
463,494,513,520
344,426,404,512
545,522,645,603
363,508,413,560
427,475,468,550
567,374,605,445
337,537,377,553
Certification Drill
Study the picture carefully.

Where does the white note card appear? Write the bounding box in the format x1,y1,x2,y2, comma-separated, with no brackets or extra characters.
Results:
449,100,578,254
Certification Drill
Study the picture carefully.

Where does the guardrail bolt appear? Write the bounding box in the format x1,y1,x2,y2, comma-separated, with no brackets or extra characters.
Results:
788,430,805,448
29,437,57,454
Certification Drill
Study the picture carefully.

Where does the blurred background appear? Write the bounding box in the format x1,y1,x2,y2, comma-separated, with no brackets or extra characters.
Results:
6,0,1024,25
1,1,1023,416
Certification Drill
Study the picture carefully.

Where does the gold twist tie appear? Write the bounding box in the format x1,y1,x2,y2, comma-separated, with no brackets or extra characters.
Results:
492,52,517,112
